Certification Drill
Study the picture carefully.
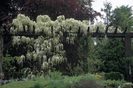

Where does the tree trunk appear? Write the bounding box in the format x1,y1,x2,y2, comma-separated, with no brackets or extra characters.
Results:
0,31,3,79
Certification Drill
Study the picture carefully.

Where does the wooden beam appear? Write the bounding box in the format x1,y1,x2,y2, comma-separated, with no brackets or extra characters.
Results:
91,33,133,38
2,26,133,57
3,30,133,38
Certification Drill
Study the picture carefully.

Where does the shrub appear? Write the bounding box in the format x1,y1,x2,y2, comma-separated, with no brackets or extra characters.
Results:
3,56,21,79
104,72,124,80
47,71,63,80
46,79,70,88
72,79,103,88
31,83,44,88
121,82,133,88
66,64,84,76
103,80,125,88
94,73,105,80
1,72,128,88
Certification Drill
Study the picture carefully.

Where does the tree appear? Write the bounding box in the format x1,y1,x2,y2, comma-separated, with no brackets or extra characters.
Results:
0,0,101,24
0,0,20,26
95,37,133,80
111,5,133,31
15,0,100,21
0,0,15,79
101,2,112,26
87,36,102,73
0,0,11,25
79,0,101,22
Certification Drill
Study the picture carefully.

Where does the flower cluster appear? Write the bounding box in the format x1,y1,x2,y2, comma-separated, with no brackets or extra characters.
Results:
11,14,91,70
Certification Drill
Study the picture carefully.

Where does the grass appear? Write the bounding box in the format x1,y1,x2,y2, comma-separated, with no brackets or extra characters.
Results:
0,72,125,88
0,80,36,88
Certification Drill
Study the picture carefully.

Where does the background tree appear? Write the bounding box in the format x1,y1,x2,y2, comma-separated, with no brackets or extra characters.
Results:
79,0,101,23
15,0,100,21
99,4,133,81
0,0,11,25
111,5,133,31
101,2,112,26
95,38,127,78
0,0,15,78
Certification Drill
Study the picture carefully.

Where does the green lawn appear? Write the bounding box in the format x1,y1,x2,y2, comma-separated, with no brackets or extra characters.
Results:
0,73,125,88
0,73,98,88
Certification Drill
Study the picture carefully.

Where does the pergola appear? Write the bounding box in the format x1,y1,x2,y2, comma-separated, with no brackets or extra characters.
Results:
0,26,133,79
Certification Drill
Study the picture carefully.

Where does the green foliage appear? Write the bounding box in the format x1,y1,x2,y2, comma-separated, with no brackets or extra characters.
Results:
104,72,124,80
101,2,112,25
122,82,133,88
87,36,102,73
66,63,85,76
3,56,24,79
103,80,125,88
3,56,13,72
30,83,44,88
12,0,100,21
3,56,43,79
1,72,102,88
45,79,70,88
95,37,133,81
47,71,63,80
111,5,133,31
95,38,125,74
72,79,103,88
1,71,128,88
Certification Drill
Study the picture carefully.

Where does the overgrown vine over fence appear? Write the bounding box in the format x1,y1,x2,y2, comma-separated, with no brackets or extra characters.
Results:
9,14,90,73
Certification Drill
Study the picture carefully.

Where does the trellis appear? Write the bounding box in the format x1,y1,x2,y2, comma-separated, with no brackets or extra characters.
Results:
89,27,133,57
0,26,133,77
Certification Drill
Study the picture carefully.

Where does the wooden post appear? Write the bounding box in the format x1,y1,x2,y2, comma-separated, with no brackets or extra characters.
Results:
125,34,132,57
0,28,3,79
125,34,133,81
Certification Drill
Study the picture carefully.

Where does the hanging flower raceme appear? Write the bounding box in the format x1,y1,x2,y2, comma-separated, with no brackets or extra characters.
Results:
11,14,90,70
